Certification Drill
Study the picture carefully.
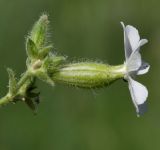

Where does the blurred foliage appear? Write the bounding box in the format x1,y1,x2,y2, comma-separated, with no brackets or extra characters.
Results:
0,0,159,150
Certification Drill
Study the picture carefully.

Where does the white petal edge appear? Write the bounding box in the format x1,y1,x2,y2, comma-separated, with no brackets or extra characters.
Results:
120,22,133,60
128,77,148,114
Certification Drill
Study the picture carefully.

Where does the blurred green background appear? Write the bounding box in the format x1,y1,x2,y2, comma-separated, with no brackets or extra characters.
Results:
0,0,159,150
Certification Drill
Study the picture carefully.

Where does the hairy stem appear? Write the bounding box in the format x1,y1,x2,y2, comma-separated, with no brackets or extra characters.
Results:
0,94,12,106
0,70,33,106
17,71,31,89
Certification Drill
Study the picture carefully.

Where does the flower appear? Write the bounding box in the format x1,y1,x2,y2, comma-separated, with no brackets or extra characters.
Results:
121,22,150,116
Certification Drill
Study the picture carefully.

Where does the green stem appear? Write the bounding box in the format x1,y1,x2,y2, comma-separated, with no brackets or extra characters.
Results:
0,94,12,106
0,70,32,106
17,71,31,89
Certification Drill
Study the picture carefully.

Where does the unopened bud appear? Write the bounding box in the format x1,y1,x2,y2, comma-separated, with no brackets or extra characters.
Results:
30,14,49,48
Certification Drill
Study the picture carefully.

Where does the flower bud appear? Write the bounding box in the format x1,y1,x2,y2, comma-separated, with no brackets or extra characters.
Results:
30,14,49,48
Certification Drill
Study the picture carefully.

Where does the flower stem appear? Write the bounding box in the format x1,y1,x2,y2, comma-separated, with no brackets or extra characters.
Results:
17,71,31,89
0,94,12,106
0,70,33,106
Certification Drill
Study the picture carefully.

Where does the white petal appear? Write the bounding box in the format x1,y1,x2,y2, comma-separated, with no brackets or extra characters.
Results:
125,25,140,51
137,62,150,75
121,22,133,60
121,22,148,63
128,77,148,115
139,39,148,46
126,50,142,72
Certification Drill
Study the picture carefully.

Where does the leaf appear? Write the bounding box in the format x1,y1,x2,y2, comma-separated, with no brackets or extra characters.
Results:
25,97,39,113
38,45,53,59
26,38,38,59
35,69,55,86
23,79,40,113
7,68,17,94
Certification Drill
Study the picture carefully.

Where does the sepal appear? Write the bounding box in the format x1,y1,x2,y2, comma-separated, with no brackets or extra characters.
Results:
43,55,66,74
35,69,55,86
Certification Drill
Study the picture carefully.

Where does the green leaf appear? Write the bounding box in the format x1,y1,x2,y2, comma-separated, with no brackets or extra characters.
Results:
25,84,40,112
26,38,38,59
25,97,38,113
7,68,17,94
38,45,53,59
35,69,55,86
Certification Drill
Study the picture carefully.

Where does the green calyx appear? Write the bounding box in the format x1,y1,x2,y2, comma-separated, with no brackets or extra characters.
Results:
51,63,125,88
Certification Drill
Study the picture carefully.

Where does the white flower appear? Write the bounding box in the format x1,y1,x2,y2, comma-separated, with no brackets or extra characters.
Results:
121,22,150,116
